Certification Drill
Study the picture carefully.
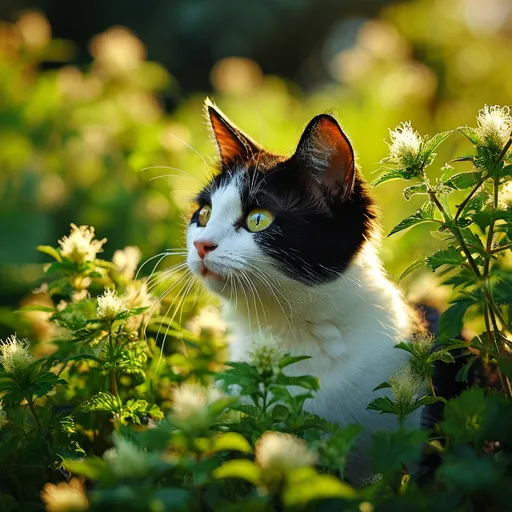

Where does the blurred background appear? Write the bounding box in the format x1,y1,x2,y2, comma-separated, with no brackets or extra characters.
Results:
1,0,512,337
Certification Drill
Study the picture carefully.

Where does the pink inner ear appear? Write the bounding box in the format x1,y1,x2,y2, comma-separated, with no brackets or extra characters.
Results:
311,117,355,199
209,109,248,164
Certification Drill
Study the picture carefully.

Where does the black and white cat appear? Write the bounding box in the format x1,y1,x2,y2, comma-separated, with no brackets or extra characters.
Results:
186,98,422,478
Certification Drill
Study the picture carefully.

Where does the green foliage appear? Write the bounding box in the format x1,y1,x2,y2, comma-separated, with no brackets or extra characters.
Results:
1,4,512,510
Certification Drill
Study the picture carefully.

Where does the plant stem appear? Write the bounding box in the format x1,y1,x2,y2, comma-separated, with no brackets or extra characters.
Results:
28,400,41,429
454,176,487,221
108,323,122,409
428,377,436,397
428,189,482,277
489,244,512,254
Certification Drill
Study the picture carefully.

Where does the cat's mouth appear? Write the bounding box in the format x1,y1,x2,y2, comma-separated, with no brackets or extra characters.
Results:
200,262,223,282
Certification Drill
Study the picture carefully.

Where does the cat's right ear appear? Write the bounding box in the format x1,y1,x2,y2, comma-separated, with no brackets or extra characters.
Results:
204,98,263,166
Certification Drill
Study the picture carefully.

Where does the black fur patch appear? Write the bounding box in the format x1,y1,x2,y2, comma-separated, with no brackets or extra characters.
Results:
191,152,378,285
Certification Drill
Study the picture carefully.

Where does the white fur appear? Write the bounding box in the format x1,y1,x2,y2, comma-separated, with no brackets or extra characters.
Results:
187,172,420,481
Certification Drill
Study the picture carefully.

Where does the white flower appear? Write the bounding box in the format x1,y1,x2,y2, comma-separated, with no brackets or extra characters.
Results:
124,280,157,331
388,364,422,404
171,383,226,432
387,121,423,166
187,305,226,341
0,402,7,429
58,224,106,264
248,332,282,375
113,246,142,281
96,289,128,320
0,335,33,376
255,431,317,473
476,105,512,154
71,289,88,303
172,383,224,420
412,332,434,355
107,433,149,478
41,477,88,512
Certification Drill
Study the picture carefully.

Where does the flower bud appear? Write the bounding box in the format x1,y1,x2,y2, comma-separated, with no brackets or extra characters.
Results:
0,335,33,379
58,224,106,264
96,289,128,320
255,431,317,474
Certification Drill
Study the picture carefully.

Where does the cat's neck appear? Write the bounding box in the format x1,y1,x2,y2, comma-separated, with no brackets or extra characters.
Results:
223,242,418,355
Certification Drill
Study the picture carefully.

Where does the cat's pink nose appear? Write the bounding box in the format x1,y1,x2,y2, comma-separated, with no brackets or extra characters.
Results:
194,240,217,260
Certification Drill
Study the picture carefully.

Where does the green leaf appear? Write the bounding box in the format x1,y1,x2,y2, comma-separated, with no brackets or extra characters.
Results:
500,163,512,178
15,305,55,313
438,445,501,491
372,381,391,392
388,208,438,237
399,257,428,281
283,467,355,506
457,126,480,145
426,246,465,271
449,155,475,163
373,428,429,473
371,169,408,188
416,395,446,407
211,432,253,454
271,403,290,421
78,392,119,414
439,298,474,339
444,171,481,190
455,355,479,383
441,387,488,443
64,457,107,480
422,131,452,158
275,374,319,391
367,396,397,415
37,245,62,262
278,355,311,368
33,371,67,398
403,183,428,200
213,459,261,485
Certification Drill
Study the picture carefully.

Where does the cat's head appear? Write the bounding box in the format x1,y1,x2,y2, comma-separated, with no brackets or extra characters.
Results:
186,98,377,297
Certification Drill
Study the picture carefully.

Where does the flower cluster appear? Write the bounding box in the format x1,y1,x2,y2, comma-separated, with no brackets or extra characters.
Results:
104,432,150,479
113,245,142,281
387,121,423,168
58,224,106,264
171,383,226,432
255,431,317,473
475,105,512,156
388,363,422,404
96,288,128,320
0,335,33,377
41,478,88,512
187,305,226,342
249,333,282,376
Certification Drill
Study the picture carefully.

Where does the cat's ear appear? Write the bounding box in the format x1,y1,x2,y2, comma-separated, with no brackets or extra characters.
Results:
205,98,263,166
295,114,355,201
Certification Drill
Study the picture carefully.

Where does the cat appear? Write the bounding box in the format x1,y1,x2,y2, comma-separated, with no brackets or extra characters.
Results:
186,98,423,481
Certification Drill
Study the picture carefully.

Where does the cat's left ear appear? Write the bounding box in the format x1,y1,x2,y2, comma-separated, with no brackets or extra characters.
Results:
205,97,263,166
295,114,355,201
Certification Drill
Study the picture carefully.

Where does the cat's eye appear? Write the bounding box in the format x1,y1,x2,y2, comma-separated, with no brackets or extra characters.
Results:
198,205,212,227
246,208,274,232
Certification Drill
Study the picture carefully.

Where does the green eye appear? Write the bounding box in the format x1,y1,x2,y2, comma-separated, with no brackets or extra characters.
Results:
247,208,274,232
198,205,211,227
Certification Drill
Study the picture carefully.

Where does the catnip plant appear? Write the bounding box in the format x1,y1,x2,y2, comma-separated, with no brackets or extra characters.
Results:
373,105,512,394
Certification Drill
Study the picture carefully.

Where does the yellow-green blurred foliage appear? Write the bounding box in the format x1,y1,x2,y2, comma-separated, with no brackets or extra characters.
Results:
1,0,511,323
